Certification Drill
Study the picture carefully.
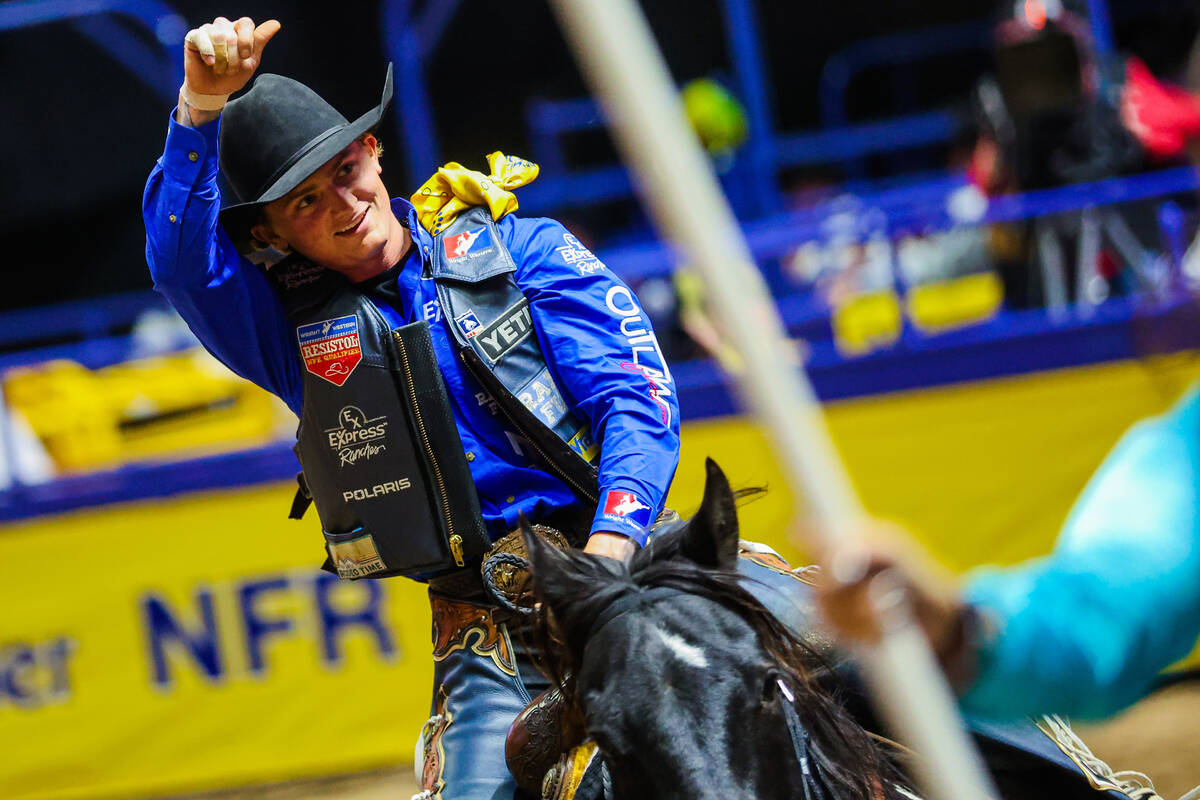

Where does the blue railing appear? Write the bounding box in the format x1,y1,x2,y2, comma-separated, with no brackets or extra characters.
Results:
817,18,993,129
596,166,1200,282
0,165,1195,372
514,105,967,218
0,0,186,101
387,0,1002,220
0,291,171,373
381,0,1187,222
378,0,464,190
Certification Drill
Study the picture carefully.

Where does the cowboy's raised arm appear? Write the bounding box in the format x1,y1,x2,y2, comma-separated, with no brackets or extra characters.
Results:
143,16,301,412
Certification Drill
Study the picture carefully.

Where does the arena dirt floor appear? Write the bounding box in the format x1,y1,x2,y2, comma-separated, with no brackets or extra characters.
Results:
170,681,1200,800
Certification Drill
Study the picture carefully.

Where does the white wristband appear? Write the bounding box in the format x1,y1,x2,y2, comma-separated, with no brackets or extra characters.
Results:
179,82,230,112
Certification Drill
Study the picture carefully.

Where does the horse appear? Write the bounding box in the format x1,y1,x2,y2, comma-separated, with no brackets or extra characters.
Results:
523,459,910,799
520,459,1153,800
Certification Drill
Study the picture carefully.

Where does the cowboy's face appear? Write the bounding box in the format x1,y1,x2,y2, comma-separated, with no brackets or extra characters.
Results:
252,135,407,281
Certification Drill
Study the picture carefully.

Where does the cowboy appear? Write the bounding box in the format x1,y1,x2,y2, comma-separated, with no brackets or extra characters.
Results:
143,16,679,798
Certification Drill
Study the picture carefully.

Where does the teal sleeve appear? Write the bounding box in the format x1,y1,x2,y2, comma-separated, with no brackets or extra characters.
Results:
961,385,1200,720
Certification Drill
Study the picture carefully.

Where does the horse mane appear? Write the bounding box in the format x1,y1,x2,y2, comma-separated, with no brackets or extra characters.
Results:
530,522,908,800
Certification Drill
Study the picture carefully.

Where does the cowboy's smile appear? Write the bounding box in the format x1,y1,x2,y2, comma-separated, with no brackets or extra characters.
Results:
336,206,370,237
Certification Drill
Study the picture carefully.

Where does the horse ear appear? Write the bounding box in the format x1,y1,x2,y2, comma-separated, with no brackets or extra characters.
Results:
523,517,604,614
680,458,740,570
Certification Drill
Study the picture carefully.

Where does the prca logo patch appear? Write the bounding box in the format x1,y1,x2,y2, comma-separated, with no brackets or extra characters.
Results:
444,226,494,260
601,490,653,529
297,315,362,387
456,310,483,338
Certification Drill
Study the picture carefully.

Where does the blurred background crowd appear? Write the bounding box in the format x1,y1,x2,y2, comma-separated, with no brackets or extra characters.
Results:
6,0,1200,797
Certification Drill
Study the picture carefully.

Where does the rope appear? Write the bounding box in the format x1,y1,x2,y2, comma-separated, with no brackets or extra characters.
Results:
1039,714,1164,800
482,551,535,614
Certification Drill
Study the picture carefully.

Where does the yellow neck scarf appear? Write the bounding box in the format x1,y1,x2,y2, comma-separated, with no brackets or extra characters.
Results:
410,152,540,235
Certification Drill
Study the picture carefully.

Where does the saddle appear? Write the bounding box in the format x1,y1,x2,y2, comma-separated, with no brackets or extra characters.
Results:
506,685,595,798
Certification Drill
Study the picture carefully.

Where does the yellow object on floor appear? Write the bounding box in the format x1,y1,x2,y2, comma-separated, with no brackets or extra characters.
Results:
830,288,903,355
3,351,288,472
907,271,1004,333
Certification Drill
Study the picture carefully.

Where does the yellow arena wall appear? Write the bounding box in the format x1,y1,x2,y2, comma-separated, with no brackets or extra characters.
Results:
2,353,1199,799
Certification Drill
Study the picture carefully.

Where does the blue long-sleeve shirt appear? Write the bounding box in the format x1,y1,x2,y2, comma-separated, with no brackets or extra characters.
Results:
961,385,1200,720
143,112,679,545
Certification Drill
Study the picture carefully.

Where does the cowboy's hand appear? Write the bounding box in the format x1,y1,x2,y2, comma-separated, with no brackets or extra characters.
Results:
815,521,963,656
182,17,281,103
584,531,636,564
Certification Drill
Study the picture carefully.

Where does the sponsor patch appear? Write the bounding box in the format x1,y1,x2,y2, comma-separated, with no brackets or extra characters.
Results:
444,226,494,260
556,233,604,275
476,391,500,416
297,315,362,387
517,368,569,428
325,406,389,468
328,532,387,580
456,310,483,338
475,298,533,362
272,259,327,290
622,362,673,427
342,478,413,503
601,490,653,529
567,426,599,463
606,285,674,426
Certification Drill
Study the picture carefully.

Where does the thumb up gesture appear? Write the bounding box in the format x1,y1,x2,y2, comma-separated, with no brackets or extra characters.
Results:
181,16,280,111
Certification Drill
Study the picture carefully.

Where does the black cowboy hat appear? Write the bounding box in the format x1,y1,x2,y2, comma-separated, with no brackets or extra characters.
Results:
218,64,394,243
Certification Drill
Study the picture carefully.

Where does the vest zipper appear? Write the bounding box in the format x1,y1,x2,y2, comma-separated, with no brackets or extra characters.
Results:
393,331,464,567
461,351,600,507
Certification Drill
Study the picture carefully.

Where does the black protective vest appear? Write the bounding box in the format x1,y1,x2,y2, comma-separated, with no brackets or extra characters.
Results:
268,207,598,580
430,208,600,505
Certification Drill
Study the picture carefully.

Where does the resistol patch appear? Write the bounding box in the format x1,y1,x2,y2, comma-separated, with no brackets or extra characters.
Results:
297,315,362,387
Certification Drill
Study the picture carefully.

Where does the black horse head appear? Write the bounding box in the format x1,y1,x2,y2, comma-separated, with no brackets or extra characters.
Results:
527,459,904,800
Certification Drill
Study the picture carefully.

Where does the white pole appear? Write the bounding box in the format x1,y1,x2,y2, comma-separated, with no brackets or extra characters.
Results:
545,2,998,798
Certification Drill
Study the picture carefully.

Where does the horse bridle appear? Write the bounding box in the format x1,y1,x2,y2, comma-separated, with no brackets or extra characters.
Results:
775,676,833,800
